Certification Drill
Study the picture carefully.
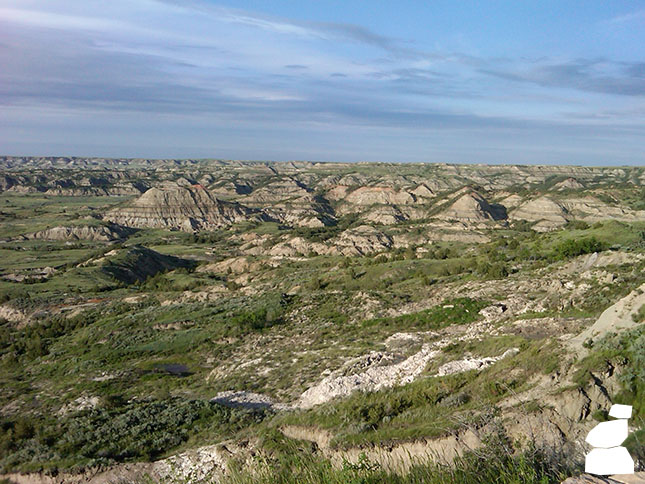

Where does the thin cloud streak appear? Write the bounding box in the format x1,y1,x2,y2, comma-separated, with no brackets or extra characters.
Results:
481,58,645,96
155,0,423,58
0,0,643,163
608,9,645,24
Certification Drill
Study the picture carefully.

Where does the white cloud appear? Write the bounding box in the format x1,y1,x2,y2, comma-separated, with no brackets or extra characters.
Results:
608,9,645,24
0,6,131,31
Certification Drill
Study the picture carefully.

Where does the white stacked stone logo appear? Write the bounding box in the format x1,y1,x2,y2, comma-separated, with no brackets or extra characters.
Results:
585,404,634,475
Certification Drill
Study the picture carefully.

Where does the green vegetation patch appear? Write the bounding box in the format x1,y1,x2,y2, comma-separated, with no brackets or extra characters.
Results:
552,237,606,260
0,398,266,473
362,298,489,331
633,304,645,324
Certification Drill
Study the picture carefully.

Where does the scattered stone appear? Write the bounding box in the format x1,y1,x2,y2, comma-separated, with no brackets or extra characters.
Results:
435,348,519,376
479,303,507,321
58,396,100,416
298,344,440,408
212,391,291,411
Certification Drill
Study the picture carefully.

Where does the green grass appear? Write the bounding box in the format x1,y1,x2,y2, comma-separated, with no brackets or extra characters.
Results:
0,244,98,271
547,220,645,250
0,194,125,238
361,298,489,332
222,428,573,484
0,397,267,473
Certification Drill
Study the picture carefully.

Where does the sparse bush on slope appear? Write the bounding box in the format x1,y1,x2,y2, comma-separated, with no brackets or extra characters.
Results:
553,236,606,260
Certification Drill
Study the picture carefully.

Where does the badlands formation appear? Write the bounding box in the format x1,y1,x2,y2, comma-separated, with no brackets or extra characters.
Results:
0,157,643,483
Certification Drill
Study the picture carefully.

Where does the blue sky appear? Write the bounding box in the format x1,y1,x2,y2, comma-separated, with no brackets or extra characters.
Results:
1,1,644,164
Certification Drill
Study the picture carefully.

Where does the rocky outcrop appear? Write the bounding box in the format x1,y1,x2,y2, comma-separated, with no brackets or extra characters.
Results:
264,236,327,257
510,196,569,231
104,185,261,231
298,345,440,408
567,282,645,355
437,190,507,223
561,252,645,275
435,348,519,376
333,225,394,256
553,177,584,191
262,194,337,228
410,183,436,199
0,304,29,327
263,226,395,257
225,177,336,227
0,442,249,484
212,391,291,411
151,443,244,484
325,184,351,201
44,185,144,196
344,186,416,205
209,179,253,197
362,205,410,225
0,175,19,191
23,224,131,242
561,197,645,222
6,185,40,193
243,178,310,204
197,256,263,275
499,193,523,209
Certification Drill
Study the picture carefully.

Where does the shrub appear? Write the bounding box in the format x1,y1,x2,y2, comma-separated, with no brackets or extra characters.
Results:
632,304,645,324
306,277,323,290
0,398,267,472
362,298,488,331
513,220,535,232
564,220,590,230
554,237,605,260
225,294,291,332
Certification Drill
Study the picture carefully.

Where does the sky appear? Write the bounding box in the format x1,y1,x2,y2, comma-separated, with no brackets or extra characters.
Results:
1,1,645,165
